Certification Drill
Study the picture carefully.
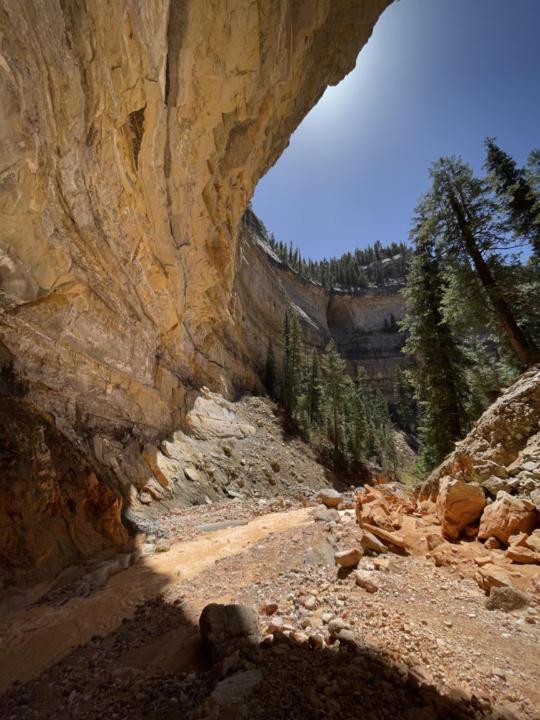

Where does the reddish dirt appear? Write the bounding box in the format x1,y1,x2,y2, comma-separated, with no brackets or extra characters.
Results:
1,495,539,720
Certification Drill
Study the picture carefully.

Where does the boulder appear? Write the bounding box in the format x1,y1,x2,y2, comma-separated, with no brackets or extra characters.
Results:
184,466,201,482
355,570,379,593
361,531,388,555
529,489,540,511
313,488,343,508
525,529,540,553
363,523,408,550
484,536,502,550
199,604,260,663
311,506,340,523
436,477,486,541
482,476,511,497
485,586,530,612
505,546,539,565
507,532,528,547
334,548,362,567
478,492,537,545
211,669,263,708
475,564,512,592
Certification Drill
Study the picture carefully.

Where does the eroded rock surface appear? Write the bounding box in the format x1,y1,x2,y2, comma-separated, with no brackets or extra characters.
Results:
0,0,391,582
422,367,540,506
235,209,407,398
1,0,390,452
0,398,128,589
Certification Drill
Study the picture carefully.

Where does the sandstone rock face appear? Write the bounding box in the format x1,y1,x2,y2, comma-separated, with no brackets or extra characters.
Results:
0,1,390,583
0,0,390,448
422,367,540,504
478,492,537,545
0,398,128,588
436,477,486,541
234,209,407,398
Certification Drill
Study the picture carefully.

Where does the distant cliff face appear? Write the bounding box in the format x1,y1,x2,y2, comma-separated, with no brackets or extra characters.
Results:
0,0,392,586
232,209,407,397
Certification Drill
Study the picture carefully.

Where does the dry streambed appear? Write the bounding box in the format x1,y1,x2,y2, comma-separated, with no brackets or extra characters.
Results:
1,497,539,720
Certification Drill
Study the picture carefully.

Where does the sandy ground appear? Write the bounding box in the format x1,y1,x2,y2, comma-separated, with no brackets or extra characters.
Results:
1,498,539,720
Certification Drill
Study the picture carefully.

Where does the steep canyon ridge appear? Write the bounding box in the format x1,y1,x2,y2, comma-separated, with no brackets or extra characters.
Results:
0,2,539,719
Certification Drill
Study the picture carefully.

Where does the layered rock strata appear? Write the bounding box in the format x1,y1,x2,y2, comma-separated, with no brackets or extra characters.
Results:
234,209,407,397
0,0,392,585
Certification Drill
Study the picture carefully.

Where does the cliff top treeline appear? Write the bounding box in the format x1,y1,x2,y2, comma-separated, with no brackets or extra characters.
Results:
243,205,411,290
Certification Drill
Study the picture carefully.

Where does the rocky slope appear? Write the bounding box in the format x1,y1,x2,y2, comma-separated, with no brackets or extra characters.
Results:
0,0,392,585
422,366,540,508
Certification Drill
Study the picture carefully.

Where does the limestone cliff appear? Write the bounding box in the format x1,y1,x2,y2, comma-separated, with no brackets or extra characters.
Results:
233,208,407,397
0,0,392,586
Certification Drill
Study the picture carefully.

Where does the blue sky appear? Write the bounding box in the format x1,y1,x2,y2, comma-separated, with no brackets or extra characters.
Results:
252,0,540,261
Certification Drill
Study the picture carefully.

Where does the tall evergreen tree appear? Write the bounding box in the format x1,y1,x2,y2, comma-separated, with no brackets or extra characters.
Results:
485,138,540,263
401,226,467,468
264,340,277,399
307,349,324,425
281,313,292,414
320,340,347,456
426,156,538,366
393,366,414,432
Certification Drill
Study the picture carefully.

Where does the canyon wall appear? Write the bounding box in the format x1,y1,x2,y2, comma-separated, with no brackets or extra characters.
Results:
234,208,407,397
0,0,392,587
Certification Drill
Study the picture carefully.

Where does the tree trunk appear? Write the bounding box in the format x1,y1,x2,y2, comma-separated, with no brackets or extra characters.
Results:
448,193,539,367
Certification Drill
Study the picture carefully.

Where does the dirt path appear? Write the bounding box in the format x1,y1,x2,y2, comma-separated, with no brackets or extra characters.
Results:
0,508,312,692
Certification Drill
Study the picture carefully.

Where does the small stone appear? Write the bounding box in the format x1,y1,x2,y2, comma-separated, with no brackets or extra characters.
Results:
485,586,530,612
265,616,284,634
484,536,502,550
303,595,318,610
327,618,350,637
335,628,355,643
259,601,278,616
355,570,379,593
309,632,325,649
334,548,362,567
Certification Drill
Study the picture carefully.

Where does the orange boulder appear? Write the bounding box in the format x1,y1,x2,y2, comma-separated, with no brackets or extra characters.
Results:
436,477,486,541
478,492,537,545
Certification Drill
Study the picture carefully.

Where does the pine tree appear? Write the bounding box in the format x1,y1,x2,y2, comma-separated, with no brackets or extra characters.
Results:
426,156,538,366
307,350,324,425
401,226,467,468
485,138,540,263
393,366,414,431
264,340,277,399
320,340,347,456
281,313,303,417
281,313,292,414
